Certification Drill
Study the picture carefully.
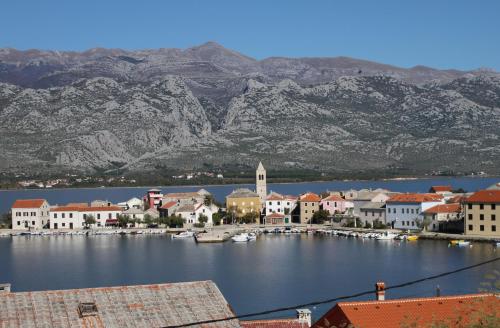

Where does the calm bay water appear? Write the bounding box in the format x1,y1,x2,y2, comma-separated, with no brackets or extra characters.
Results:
0,176,498,214
0,234,498,321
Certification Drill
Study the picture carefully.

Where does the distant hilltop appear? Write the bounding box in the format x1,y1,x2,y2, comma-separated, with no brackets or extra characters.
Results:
0,42,499,176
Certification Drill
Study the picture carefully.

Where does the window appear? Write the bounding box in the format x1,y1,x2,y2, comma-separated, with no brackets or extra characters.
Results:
108,213,112,219
17,221,20,226
468,214,473,221
365,211,368,216
492,215,496,221
407,221,410,226
479,204,484,210
411,209,414,214
62,213,65,219
492,225,496,232
62,223,66,227
287,202,290,206
468,204,472,209
305,203,308,206
406,209,409,214
69,213,73,219
305,210,308,214
480,214,484,221
401,209,404,214
468,225,473,231
492,204,496,210
268,202,272,206
54,213,58,219
372,211,374,217
480,225,484,231
402,221,405,226
97,214,101,220
312,210,315,213
334,202,337,207
277,202,280,205
31,221,35,225
411,221,415,226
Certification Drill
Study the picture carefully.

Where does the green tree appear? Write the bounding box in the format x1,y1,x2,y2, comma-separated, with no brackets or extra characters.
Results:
373,219,388,229
0,212,12,229
198,214,208,226
204,194,222,207
166,215,184,228
312,209,329,224
117,214,129,228
143,214,153,226
212,212,222,226
364,221,372,229
84,215,96,228
239,212,258,224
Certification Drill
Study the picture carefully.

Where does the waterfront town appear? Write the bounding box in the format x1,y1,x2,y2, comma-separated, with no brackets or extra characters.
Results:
4,162,500,242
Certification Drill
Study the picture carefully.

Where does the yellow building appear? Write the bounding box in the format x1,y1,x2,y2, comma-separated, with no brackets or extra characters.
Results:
464,190,499,238
299,192,321,224
226,188,261,219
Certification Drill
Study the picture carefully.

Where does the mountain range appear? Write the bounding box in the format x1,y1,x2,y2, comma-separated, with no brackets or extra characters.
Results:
0,42,499,176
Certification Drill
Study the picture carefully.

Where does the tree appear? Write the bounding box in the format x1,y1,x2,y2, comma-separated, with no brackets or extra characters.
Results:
343,217,362,228
212,212,222,226
312,209,329,224
204,194,222,207
143,214,153,226
117,214,129,228
373,219,387,229
0,212,12,229
165,215,184,228
198,214,208,225
84,215,96,228
417,217,432,231
240,212,258,224
364,221,372,229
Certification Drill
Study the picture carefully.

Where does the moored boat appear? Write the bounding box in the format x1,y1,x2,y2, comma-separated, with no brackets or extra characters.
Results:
172,231,194,239
232,233,249,242
407,235,419,241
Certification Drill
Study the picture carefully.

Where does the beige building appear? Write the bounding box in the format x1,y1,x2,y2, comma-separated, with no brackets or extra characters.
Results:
11,199,50,230
299,192,321,224
226,188,261,219
464,190,499,238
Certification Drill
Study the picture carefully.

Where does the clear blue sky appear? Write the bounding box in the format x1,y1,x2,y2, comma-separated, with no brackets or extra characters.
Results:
2,0,499,70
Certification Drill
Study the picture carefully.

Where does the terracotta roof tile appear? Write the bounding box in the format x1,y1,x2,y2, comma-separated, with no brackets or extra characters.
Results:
11,199,47,209
424,203,461,214
430,185,453,192
387,193,443,203
267,193,284,201
466,190,500,203
313,294,499,328
300,193,321,202
322,195,344,202
160,201,178,209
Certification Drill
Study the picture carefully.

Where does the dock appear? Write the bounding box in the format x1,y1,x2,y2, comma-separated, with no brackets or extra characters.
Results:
195,228,241,243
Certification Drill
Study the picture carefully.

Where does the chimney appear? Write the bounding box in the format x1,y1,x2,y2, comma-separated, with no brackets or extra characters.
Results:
436,285,441,297
0,283,11,293
375,282,385,301
297,309,312,327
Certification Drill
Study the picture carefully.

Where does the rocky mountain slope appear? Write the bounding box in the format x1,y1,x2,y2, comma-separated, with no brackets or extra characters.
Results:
0,43,499,176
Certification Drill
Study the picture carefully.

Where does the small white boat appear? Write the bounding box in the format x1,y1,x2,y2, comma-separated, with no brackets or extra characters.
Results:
172,231,194,239
232,233,250,242
458,241,470,247
376,232,398,240
248,233,257,241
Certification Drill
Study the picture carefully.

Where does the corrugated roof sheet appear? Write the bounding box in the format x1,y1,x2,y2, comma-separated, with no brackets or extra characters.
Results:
0,280,240,328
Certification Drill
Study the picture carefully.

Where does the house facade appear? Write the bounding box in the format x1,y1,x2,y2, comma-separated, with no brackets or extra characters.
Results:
176,203,217,226
386,194,443,230
299,193,321,224
464,190,500,238
50,205,122,229
226,188,261,219
162,189,209,206
11,199,50,230
265,192,297,224
423,203,462,232
358,202,386,226
352,191,390,217
321,195,348,214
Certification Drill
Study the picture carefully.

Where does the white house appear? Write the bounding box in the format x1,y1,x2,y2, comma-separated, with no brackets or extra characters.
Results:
11,199,50,230
176,203,217,226
386,193,444,230
117,197,144,210
265,192,297,224
352,190,391,217
50,205,122,229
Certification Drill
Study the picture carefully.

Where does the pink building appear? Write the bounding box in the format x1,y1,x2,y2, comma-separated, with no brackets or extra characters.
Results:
321,195,348,214
144,188,163,209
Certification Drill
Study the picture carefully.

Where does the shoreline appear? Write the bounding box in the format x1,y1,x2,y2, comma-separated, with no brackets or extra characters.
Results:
0,175,496,192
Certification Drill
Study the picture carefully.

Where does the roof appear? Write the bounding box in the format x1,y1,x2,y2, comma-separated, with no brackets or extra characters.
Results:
322,195,344,202
160,201,178,209
359,201,386,210
299,193,321,202
164,191,204,199
387,193,443,203
313,293,499,328
0,280,240,328
429,185,453,192
267,212,285,219
52,206,122,212
241,319,306,328
466,189,500,203
267,192,284,201
122,208,144,215
11,199,46,209
354,191,389,201
227,188,260,199
448,195,467,204
176,204,196,213
424,203,461,214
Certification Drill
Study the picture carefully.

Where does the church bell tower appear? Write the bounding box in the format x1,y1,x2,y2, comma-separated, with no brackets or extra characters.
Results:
256,161,267,205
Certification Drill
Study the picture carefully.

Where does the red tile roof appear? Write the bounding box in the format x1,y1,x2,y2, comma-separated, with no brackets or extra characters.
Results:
424,203,461,214
52,206,122,212
12,199,46,209
466,190,500,203
429,185,453,192
387,193,443,203
313,294,499,328
267,212,285,219
241,319,307,328
322,195,344,202
300,193,321,202
267,193,284,201
160,201,178,209
448,195,467,204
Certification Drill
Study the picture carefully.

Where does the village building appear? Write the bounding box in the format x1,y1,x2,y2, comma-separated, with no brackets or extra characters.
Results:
144,188,163,209
0,280,240,328
429,185,453,194
352,190,390,218
90,200,114,207
159,201,179,218
162,189,210,206
117,197,144,210
256,161,267,205
122,208,145,222
312,282,498,328
298,192,321,224
176,203,218,226
386,193,443,230
11,199,50,230
358,202,386,227
464,189,500,238
423,203,462,233
321,195,348,214
226,188,261,219
50,205,122,229
264,192,297,224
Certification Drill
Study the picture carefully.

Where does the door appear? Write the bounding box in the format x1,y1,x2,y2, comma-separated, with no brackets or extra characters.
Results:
70,222,74,229
54,223,58,229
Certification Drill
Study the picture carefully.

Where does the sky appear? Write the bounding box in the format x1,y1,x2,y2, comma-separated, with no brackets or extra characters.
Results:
1,0,499,70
